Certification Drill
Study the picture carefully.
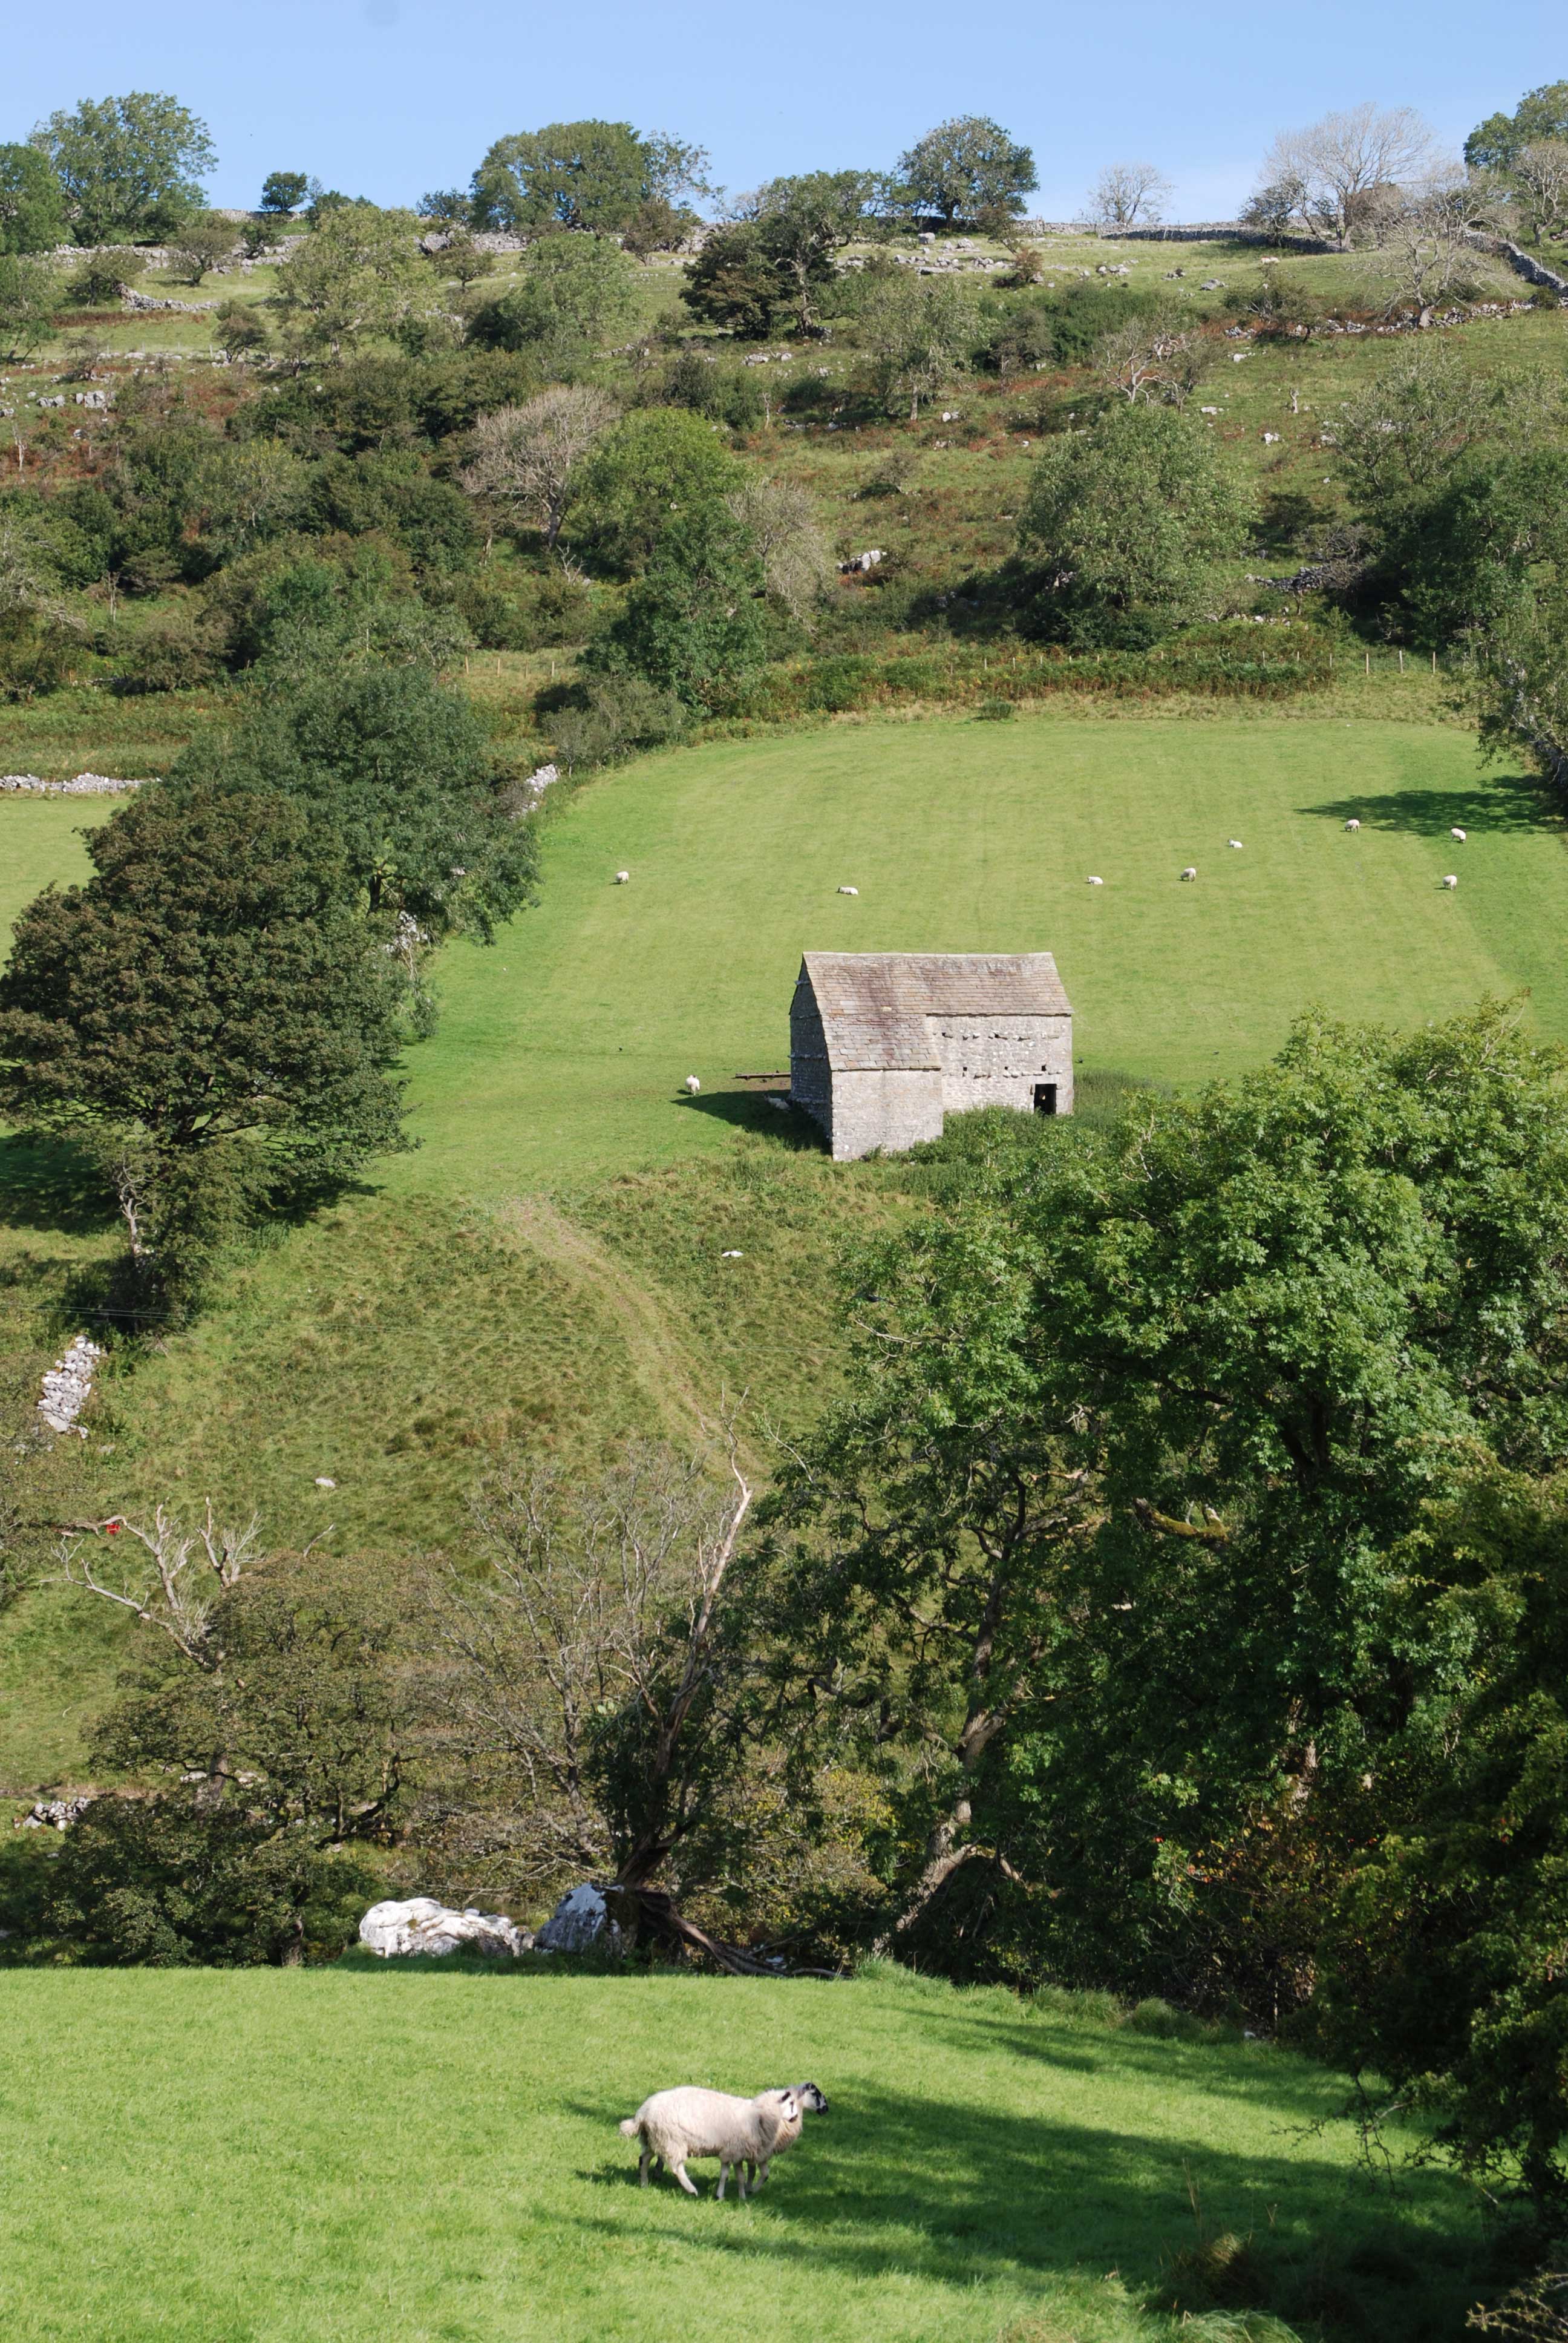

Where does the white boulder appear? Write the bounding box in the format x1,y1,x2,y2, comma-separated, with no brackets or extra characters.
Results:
359,1896,534,1958
535,1883,624,1955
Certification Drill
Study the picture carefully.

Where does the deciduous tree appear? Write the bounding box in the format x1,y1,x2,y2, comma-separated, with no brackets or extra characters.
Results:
1086,161,1172,230
30,91,216,245
898,116,1037,228
0,143,67,254
460,384,616,548
1257,103,1436,247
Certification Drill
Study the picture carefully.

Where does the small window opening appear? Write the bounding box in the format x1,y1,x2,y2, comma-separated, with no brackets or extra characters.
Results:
1033,1083,1058,1117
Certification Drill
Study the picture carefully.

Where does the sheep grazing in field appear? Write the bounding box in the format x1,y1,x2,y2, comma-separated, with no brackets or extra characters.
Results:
1344,818,1361,832
1451,827,1467,842
615,870,630,885
1180,865,1198,882
684,1075,701,1095
1086,876,1104,886
838,885,859,896
1442,874,1459,889
746,2082,829,2189
619,2085,805,2199
1227,839,1244,850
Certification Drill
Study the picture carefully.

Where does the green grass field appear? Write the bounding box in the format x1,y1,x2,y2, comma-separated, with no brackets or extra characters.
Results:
394,713,1568,1186
0,1962,1486,2343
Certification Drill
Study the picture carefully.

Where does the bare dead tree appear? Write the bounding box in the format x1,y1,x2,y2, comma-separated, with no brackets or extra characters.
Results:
434,1428,780,1968
1259,103,1437,246
1361,171,1511,314
58,1501,266,1668
459,385,617,551
1092,312,1212,406
1087,161,1173,231
1512,140,1568,247
725,474,835,623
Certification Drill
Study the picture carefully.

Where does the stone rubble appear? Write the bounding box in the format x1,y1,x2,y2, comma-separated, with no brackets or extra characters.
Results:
19,1795,98,1830
535,1882,623,1954
38,1335,104,1434
0,773,145,795
359,1896,536,1958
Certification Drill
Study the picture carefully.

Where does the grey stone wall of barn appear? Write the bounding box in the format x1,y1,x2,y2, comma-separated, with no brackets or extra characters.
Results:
932,1014,1075,1117
829,1070,947,1161
789,979,833,1138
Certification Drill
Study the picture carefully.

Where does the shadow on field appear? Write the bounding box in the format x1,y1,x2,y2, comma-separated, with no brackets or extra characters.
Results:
0,1132,116,1239
1298,773,1554,837
676,1090,825,1152
572,2071,1481,2343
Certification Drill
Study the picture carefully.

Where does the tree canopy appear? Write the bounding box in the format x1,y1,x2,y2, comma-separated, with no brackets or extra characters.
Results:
0,143,67,254
1466,80,1568,172
574,407,746,574
898,116,1037,226
30,91,215,245
471,120,707,234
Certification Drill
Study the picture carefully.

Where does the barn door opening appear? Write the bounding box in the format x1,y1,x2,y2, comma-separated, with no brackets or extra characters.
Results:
1033,1083,1058,1116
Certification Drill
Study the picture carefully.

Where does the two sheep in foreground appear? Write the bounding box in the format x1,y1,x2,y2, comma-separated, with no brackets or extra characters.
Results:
621,2080,829,2198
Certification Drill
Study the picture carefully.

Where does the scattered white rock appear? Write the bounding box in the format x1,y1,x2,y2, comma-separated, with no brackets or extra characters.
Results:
314,1476,336,1489
720,1248,743,1259
1199,405,1220,415
838,885,859,896
1261,431,1281,444
766,1095,791,1112
38,1336,103,1434
684,1075,701,1095
839,549,884,574
535,1883,622,1955
19,1795,98,1830
359,1897,534,1958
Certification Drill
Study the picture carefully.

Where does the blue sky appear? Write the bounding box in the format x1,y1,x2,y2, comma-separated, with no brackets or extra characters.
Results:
7,0,1558,218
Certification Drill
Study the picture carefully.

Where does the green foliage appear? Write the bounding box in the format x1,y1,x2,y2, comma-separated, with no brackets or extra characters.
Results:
1017,402,1253,644
470,119,704,234
275,204,428,357
897,115,1038,226
30,90,217,245
0,784,408,1306
546,670,690,768
39,1795,379,1965
590,499,768,706
682,173,873,338
0,142,68,254
259,170,309,215
165,211,237,284
979,282,1160,375
573,406,745,574
1311,1472,1568,2204
859,272,974,421
465,232,639,369
0,252,61,359
173,661,537,942
64,245,143,306
1466,82,1568,172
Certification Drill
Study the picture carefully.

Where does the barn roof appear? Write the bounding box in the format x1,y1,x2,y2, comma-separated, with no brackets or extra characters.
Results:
797,952,1072,1071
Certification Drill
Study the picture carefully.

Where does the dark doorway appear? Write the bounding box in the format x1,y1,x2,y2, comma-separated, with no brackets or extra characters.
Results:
1033,1083,1058,1116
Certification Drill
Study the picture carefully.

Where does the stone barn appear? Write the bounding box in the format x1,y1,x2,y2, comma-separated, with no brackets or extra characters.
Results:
789,952,1074,1161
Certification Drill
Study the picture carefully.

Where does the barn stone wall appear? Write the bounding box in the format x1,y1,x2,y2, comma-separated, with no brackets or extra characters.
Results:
828,1069,946,1161
933,1015,1074,1116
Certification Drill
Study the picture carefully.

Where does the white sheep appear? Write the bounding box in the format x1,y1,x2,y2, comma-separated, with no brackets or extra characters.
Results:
684,1075,701,1095
1450,827,1467,842
619,2085,802,2198
746,2081,829,2188
838,885,859,896
1442,874,1458,889
1227,839,1244,850
615,870,630,885
1180,866,1198,882
1086,876,1104,886
1344,818,1361,832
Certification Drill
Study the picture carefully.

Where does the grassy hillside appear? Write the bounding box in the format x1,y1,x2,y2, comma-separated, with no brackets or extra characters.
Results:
3,706,1565,1783
400,713,1567,1185
0,1961,1487,2343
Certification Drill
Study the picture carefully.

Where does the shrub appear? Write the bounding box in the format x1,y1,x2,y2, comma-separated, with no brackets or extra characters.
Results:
112,612,222,693
66,247,144,306
546,672,690,768
975,695,1015,720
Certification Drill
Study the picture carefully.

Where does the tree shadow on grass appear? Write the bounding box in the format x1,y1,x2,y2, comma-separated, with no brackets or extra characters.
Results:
1296,773,1558,838
563,2077,1483,2342
0,1132,117,1240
